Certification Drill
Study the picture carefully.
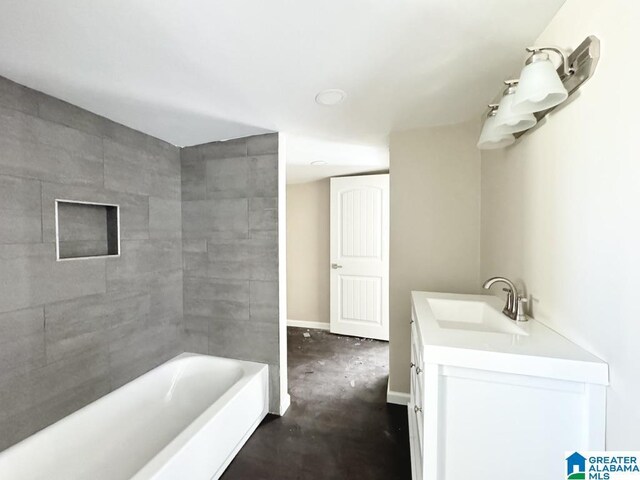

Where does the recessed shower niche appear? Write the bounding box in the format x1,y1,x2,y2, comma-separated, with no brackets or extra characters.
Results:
55,199,120,260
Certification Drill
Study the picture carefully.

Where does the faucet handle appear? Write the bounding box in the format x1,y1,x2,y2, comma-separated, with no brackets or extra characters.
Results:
502,287,514,299
502,287,515,312
516,296,528,322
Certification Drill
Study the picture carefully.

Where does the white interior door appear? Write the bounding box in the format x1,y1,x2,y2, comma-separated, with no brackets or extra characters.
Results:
330,174,389,341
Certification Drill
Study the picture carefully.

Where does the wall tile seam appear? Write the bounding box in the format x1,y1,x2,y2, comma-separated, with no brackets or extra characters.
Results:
0,170,103,192
101,137,106,190
41,304,49,334
3,100,105,145
33,91,43,119
146,196,151,239
37,95,178,152
5,98,180,181
2,323,113,373
246,195,250,242
0,305,48,335
107,351,116,392
0,239,53,248
104,253,109,305
190,140,249,159
0,139,174,203
37,180,44,244
0,93,39,124
201,150,209,201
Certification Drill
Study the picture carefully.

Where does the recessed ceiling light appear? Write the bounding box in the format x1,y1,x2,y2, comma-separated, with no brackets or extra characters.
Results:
310,160,328,166
315,89,347,106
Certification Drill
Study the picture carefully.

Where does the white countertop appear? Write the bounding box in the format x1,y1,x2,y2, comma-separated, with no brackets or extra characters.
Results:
411,291,609,385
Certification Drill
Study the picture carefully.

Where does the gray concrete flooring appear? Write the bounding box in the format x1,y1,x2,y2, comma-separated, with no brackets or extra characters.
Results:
221,327,411,480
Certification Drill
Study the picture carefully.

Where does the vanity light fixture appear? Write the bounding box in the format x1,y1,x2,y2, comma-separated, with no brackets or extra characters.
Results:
511,47,570,113
477,105,515,150
494,80,537,134
477,35,600,149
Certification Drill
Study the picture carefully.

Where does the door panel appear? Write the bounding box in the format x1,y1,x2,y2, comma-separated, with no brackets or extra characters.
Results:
330,174,389,341
339,275,382,326
339,187,382,259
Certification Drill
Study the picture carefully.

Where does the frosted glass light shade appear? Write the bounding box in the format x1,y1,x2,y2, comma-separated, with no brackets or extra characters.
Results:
494,88,537,134
477,115,515,150
512,58,568,114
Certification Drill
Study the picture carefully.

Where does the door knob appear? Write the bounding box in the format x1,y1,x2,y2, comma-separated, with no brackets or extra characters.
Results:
331,263,343,269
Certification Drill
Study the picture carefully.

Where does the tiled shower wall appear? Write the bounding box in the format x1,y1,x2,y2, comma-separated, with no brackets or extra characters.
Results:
181,134,283,412
0,76,183,450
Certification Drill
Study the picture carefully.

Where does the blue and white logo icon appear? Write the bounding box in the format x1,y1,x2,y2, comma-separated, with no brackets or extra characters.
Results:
567,452,587,479
565,451,640,479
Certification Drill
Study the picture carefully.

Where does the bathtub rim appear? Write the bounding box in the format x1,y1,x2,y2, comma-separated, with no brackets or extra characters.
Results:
130,352,269,479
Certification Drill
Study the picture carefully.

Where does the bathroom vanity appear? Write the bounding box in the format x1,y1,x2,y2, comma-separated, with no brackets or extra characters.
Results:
408,291,608,480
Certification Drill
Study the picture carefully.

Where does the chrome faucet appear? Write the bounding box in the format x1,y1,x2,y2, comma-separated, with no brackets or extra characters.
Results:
482,277,528,322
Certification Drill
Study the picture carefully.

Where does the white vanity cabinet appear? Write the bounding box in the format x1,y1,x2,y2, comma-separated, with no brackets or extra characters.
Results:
408,291,608,480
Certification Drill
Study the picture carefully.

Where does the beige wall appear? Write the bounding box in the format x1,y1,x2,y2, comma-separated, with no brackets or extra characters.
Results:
286,179,330,325
389,121,481,394
481,0,640,448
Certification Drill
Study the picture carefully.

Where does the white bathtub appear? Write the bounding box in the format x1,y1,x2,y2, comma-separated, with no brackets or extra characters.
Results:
0,353,269,480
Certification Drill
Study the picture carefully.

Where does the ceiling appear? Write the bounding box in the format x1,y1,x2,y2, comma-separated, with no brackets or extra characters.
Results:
0,0,564,174
285,135,389,184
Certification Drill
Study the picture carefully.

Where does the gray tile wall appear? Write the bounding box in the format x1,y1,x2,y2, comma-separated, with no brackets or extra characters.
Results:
181,133,282,412
0,74,283,449
0,76,183,451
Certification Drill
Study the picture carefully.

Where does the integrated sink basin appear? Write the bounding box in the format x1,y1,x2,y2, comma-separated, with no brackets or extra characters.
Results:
411,290,608,385
426,297,529,335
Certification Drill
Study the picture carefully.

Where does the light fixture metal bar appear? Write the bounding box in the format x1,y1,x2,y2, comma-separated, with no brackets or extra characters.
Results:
514,35,600,138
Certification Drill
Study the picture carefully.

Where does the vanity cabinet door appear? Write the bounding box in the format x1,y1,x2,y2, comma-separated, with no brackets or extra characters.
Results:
411,369,424,452
434,366,604,480
409,319,427,480
410,321,423,371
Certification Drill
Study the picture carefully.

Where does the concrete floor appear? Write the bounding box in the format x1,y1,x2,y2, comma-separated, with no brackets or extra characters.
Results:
221,327,411,480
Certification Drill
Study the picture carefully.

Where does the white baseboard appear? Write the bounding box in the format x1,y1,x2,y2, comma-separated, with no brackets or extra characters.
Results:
287,319,330,331
387,384,410,406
